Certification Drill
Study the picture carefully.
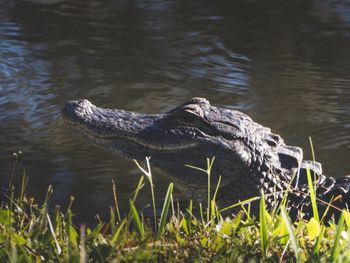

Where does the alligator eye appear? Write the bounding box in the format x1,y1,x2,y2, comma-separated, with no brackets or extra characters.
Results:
171,104,203,121
175,109,199,124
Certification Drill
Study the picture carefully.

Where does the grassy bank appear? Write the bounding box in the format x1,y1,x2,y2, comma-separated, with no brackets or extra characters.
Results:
1,155,350,262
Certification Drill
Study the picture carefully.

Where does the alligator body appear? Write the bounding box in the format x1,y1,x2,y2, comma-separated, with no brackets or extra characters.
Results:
63,98,350,220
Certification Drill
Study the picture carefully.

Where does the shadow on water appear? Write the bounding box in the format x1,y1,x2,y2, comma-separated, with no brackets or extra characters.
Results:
0,0,350,224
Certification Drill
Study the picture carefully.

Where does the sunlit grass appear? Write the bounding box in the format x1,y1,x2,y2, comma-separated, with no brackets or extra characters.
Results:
1,154,350,262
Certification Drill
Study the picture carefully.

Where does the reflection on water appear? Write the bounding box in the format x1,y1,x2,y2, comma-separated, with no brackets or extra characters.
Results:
0,0,350,223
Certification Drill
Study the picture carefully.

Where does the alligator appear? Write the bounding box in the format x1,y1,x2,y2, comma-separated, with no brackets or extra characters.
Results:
63,97,350,220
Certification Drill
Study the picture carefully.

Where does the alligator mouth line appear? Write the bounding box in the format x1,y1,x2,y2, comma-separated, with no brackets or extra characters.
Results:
63,117,198,151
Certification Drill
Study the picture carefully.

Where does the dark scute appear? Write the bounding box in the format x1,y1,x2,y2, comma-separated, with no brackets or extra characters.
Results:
296,160,323,186
277,146,303,171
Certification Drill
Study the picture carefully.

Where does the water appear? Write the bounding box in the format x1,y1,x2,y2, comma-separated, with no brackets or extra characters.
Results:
1,0,350,223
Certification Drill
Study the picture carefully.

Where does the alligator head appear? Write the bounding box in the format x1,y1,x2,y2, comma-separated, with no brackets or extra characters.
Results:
63,97,339,217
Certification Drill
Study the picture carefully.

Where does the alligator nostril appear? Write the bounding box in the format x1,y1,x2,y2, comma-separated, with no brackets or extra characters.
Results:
77,99,87,106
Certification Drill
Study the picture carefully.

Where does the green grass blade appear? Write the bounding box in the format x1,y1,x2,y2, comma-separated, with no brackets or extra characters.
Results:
186,157,215,222
306,165,320,222
212,175,221,203
185,200,193,235
330,211,345,262
219,196,260,213
188,199,193,216
207,158,211,222
129,199,145,240
312,225,325,256
309,137,316,168
184,164,207,173
170,194,175,216
66,209,72,261
206,157,215,222
134,157,157,230
281,206,300,263
211,175,222,220
112,180,121,222
259,190,268,256
157,183,174,240
132,176,145,203
110,219,126,245
110,207,116,234
79,224,87,263
87,222,104,240
19,172,27,203
46,213,62,255
199,203,204,225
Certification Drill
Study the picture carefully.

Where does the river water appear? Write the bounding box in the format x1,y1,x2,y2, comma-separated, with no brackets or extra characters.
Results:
1,0,350,223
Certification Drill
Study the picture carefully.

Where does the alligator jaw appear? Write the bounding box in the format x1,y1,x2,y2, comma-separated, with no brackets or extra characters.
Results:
62,98,304,189
62,99,198,152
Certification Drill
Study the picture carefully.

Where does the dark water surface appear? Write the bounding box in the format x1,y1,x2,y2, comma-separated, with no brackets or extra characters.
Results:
1,0,350,223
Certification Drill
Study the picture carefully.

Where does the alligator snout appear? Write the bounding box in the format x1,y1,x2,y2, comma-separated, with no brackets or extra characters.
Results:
63,99,91,114
62,99,94,122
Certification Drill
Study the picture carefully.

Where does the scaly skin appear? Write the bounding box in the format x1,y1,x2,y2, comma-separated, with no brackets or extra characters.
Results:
63,97,350,220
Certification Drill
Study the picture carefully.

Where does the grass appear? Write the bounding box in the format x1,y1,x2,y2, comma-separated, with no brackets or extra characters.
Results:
1,154,350,262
